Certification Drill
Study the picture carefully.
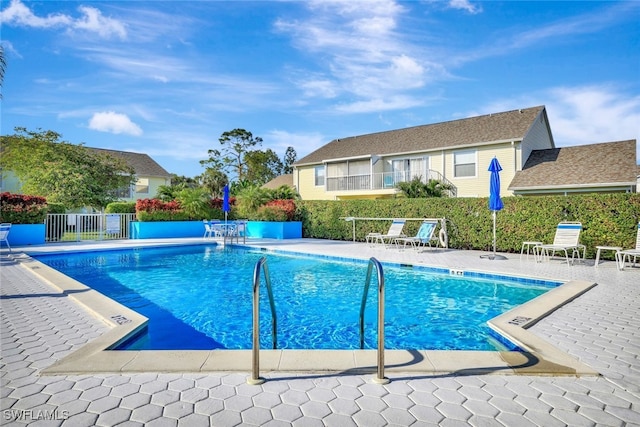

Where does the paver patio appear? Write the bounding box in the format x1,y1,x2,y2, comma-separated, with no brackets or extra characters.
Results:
1,238,639,426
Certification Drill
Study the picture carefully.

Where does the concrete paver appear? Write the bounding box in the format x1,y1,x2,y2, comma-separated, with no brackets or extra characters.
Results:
1,238,639,426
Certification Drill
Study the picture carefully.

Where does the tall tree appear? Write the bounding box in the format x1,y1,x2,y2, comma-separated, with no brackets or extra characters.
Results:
0,127,135,209
200,128,263,181
170,174,199,189
244,149,283,186
199,168,228,198
283,146,297,174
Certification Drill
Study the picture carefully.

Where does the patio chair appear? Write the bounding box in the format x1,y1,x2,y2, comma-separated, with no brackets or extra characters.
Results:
203,220,215,239
615,222,640,270
366,219,406,247
534,222,585,265
394,220,439,251
0,223,11,253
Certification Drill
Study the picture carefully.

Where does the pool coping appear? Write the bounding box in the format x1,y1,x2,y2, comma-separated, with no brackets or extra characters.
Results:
14,249,599,378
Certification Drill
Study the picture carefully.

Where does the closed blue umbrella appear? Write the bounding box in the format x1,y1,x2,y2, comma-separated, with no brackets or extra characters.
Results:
486,157,506,260
488,157,504,212
222,184,231,240
223,184,230,214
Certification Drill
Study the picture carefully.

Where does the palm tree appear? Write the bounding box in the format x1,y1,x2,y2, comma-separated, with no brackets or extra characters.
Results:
396,177,453,198
1,45,6,99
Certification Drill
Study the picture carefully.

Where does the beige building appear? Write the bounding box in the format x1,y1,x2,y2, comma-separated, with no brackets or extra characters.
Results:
1,147,172,205
293,106,638,200
88,148,172,203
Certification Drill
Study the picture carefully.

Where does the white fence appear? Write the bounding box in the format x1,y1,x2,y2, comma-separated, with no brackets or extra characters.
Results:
45,213,136,242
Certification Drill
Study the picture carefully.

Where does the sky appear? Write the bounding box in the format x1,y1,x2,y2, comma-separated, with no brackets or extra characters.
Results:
1,0,639,179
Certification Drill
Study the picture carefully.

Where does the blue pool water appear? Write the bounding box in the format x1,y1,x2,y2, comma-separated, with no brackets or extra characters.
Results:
34,245,559,351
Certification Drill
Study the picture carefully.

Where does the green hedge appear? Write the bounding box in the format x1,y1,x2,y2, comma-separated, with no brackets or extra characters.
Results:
105,202,136,213
299,193,640,259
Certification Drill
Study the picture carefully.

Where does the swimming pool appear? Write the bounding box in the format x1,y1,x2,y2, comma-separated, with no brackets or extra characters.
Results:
34,245,559,351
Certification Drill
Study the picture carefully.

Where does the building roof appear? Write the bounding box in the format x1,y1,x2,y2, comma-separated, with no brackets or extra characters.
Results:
508,140,638,191
87,147,171,178
295,106,546,165
262,174,294,190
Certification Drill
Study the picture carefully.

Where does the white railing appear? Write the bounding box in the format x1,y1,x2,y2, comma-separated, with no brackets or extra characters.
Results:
45,213,136,242
326,170,457,196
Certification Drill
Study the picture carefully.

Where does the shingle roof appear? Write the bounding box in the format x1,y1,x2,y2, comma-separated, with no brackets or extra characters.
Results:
295,106,546,165
87,147,171,178
508,140,638,190
262,174,294,190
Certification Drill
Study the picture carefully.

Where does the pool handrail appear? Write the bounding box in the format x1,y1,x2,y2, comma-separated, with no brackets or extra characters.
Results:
248,256,277,385
360,257,389,384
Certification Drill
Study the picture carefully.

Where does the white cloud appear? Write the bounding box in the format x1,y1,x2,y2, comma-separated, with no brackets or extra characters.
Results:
453,2,638,65
73,6,126,40
275,1,435,112
0,0,71,28
0,0,126,39
448,0,482,15
264,130,327,159
546,86,640,147
477,85,640,162
336,95,424,114
299,78,338,99
88,111,143,136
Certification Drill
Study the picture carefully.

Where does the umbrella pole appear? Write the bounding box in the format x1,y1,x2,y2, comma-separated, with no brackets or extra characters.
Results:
493,211,497,256
487,210,507,260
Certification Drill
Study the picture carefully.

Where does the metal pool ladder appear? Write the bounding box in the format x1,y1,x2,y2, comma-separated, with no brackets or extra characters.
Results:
248,256,277,385
360,257,390,384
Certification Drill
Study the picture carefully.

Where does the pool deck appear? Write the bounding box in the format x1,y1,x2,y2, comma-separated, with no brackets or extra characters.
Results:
1,238,639,425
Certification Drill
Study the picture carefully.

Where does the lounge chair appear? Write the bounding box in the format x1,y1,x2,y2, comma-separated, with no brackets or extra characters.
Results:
0,223,11,253
615,222,640,270
394,220,439,250
534,222,585,265
366,219,406,247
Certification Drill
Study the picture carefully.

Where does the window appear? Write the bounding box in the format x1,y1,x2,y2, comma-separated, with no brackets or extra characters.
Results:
135,178,150,194
348,160,369,176
314,166,325,186
454,150,476,178
391,157,427,182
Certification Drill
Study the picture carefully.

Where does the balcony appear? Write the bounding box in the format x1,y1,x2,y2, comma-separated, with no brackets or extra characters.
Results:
326,170,457,197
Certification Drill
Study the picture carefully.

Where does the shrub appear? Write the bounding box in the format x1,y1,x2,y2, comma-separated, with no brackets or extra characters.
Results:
46,203,66,214
0,192,49,224
235,186,270,219
175,188,210,220
255,205,289,222
257,199,296,221
135,198,185,221
136,210,191,222
106,202,136,213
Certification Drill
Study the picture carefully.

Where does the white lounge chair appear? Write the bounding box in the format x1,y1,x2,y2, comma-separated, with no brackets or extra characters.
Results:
616,222,640,270
366,219,406,247
0,223,11,253
394,220,438,251
534,222,585,265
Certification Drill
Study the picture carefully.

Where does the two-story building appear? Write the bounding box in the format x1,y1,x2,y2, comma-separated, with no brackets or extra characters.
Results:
293,106,638,199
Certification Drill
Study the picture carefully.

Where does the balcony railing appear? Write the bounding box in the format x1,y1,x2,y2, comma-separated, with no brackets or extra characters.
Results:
326,170,457,197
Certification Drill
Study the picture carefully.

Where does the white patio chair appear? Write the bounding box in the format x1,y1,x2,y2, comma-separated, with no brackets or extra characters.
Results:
366,219,406,247
616,222,640,270
534,222,585,265
0,223,11,253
